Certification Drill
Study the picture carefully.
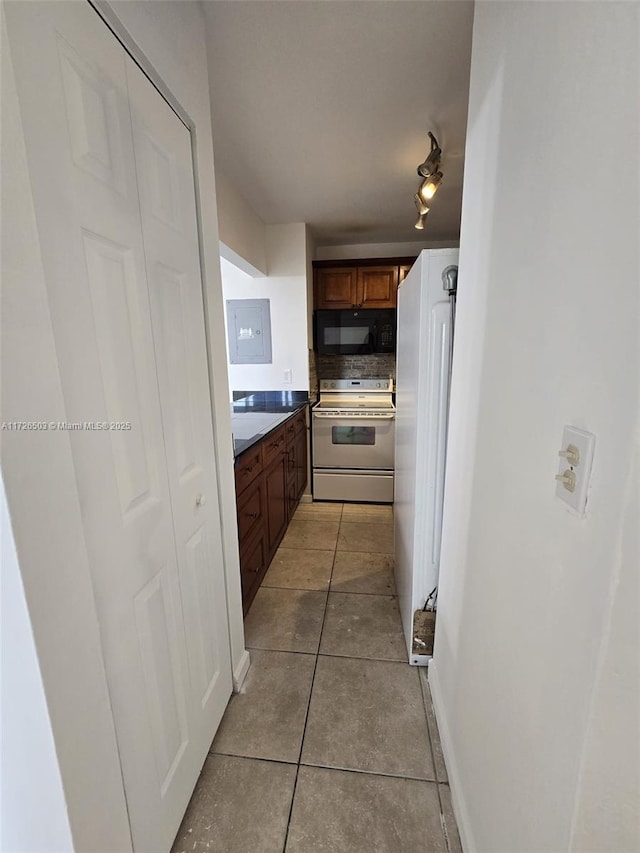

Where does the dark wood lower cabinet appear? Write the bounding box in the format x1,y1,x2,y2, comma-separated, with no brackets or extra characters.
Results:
234,408,308,614
239,524,267,615
264,452,287,557
293,428,307,499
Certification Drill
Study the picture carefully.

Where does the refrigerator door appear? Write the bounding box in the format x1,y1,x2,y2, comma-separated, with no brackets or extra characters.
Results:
394,249,459,663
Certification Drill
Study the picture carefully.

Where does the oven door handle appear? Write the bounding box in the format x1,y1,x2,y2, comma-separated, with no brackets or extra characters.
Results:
312,412,396,420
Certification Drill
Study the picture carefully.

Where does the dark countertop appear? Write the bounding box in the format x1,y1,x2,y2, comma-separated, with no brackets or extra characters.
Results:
232,391,309,459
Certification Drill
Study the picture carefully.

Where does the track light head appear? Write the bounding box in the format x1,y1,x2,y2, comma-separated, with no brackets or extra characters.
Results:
418,171,443,202
417,131,442,178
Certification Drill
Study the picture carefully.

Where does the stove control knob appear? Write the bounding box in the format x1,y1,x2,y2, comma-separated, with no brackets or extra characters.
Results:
330,382,336,388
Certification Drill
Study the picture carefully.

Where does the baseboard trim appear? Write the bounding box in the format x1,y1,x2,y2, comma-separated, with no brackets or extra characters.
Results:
428,660,476,853
300,494,313,504
232,648,251,692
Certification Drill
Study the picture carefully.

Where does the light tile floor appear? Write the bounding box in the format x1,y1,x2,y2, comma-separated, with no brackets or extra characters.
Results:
172,502,462,853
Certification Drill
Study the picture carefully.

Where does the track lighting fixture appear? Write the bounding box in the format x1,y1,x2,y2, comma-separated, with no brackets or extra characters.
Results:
412,132,443,229
417,131,441,178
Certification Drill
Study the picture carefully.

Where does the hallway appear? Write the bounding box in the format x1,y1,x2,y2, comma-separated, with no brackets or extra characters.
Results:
171,502,461,852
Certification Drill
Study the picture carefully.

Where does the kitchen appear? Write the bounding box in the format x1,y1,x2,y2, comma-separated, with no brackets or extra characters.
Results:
214,239,461,852
3,2,637,853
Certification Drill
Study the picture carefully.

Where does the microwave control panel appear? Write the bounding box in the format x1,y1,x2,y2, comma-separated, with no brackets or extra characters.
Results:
379,323,395,349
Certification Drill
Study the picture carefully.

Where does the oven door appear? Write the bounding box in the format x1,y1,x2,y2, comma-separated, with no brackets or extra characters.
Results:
312,411,395,470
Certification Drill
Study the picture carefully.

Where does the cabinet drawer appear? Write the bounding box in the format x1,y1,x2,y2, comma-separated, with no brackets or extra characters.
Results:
235,446,262,495
261,424,286,468
237,479,264,544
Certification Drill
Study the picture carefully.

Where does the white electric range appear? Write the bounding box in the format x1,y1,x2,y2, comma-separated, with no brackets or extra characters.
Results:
311,378,395,503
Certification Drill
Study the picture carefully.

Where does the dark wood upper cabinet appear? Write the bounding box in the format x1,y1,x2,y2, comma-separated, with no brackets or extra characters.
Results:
357,267,399,308
313,258,416,310
314,268,358,309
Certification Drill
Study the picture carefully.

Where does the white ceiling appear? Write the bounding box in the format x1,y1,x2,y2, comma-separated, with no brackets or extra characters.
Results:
202,1,474,246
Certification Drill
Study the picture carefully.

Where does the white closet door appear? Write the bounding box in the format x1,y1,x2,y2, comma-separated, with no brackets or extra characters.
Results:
126,57,232,755
4,3,231,851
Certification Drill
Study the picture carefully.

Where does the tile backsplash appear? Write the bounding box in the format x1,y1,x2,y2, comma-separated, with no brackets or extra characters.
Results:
308,349,319,400
317,354,396,384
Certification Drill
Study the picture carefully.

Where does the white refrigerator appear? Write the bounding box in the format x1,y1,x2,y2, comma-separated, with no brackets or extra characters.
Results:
394,248,459,665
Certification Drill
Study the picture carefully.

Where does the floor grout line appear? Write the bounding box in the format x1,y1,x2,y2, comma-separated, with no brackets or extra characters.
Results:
209,750,298,767
281,536,338,852
418,666,453,851
316,651,406,663
297,761,439,784
244,646,317,656
261,584,397,597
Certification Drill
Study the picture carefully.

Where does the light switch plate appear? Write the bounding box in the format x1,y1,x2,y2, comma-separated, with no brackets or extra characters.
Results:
555,426,596,516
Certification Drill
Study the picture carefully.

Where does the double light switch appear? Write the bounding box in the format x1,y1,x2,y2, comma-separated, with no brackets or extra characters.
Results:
555,426,595,516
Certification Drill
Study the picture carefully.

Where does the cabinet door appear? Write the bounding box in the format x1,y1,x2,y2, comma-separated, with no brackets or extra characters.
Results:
315,268,357,308
294,429,308,499
264,454,288,555
286,443,297,485
239,525,268,614
356,266,399,308
287,477,299,520
127,54,233,771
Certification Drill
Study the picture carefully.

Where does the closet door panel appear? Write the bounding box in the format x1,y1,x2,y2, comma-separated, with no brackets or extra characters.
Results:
126,58,232,732
4,4,230,850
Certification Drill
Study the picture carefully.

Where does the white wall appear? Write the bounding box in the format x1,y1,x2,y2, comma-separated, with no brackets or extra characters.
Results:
222,223,311,394
216,168,268,275
306,225,316,348
1,477,73,853
431,4,639,853
570,439,639,852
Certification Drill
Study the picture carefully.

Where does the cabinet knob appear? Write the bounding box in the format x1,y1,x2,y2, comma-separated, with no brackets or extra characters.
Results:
247,511,258,519
246,465,254,473
195,494,207,507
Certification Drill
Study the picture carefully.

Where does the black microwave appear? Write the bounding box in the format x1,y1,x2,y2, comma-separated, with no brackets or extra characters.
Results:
314,309,397,355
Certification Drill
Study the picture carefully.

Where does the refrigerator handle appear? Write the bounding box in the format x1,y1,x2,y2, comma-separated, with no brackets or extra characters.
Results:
442,264,458,293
